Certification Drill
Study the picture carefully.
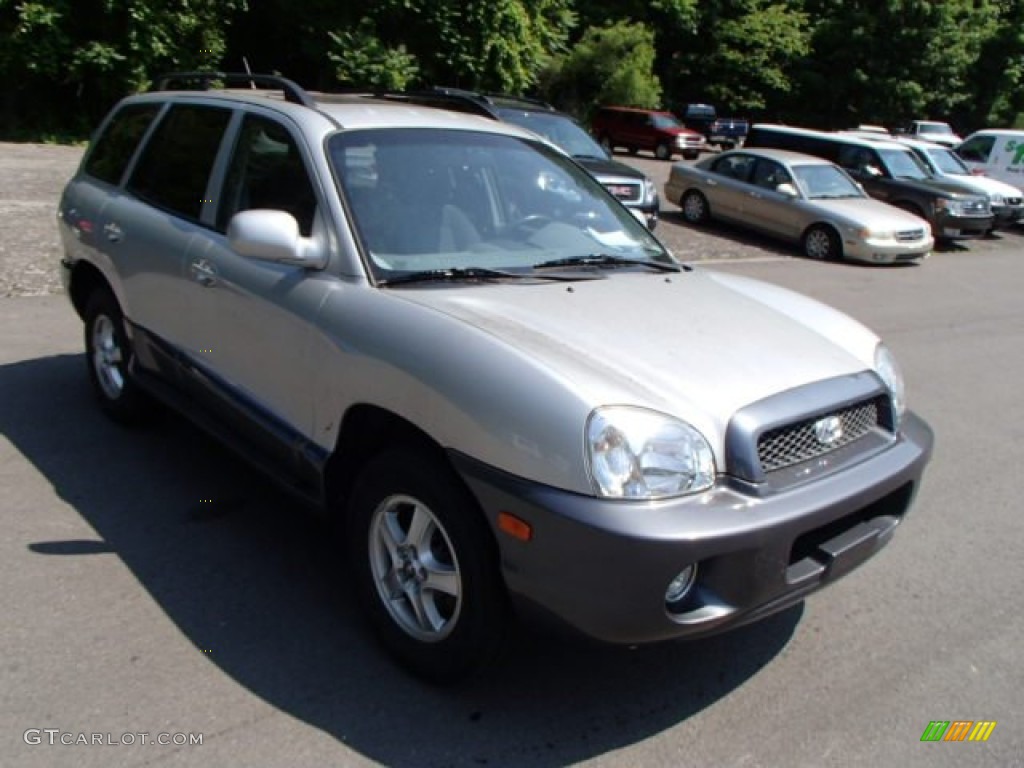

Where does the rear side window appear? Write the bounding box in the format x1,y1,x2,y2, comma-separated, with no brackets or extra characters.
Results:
84,103,162,185
957,136,995,163
127,104,232,221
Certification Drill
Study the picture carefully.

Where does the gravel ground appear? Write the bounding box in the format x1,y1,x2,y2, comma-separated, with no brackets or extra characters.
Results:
2,141,1019,299
0,143,82,297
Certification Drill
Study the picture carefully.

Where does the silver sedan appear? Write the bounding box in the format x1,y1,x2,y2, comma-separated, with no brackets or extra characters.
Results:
665,148,934,263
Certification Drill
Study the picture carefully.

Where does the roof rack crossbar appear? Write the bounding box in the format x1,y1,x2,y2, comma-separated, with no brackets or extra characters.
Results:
151,71,316,109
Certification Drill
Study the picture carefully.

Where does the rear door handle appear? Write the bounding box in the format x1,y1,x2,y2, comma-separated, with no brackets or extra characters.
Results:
189,258,218,287
103,222,123,242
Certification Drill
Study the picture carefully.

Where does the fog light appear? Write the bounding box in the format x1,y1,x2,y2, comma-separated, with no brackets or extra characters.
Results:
665,564,698,605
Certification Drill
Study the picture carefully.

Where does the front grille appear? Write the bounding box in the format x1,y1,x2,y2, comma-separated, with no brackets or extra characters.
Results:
895,228,926,242
963,200,990,215
603,182,642,202
757,398,883,472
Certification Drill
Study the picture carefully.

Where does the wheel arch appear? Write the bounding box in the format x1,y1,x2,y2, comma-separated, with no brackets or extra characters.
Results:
67,260,115,320
324,404,476,523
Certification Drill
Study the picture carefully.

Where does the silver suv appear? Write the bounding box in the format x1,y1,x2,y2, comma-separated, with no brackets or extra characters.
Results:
59,72,933,683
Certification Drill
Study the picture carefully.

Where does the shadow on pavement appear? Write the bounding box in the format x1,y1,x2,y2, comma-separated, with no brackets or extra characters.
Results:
1,351,802,767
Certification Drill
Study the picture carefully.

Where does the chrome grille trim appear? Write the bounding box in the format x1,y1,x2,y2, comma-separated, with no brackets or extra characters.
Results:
895,228,926,242
757,398,881,472
725,372,896,489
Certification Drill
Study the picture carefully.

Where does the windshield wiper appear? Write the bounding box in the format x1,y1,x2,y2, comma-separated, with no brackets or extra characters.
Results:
378,266,597,287
532,254,682,272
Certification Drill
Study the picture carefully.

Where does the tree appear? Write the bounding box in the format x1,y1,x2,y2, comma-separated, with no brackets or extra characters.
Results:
0,0,245,136
796,0,998,128
538,21,662,118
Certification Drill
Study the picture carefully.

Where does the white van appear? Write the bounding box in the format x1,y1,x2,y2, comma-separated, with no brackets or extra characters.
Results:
956,129,1024,187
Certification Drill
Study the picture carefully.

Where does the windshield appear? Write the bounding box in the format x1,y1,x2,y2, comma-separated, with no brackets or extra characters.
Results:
495,109,609,159
792,164,864,199
924,147,970,175
329,128,670,281
652,114,684,130
877,148,931,180
918,122,954,136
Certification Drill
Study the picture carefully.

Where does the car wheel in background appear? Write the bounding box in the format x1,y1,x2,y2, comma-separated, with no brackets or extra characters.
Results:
802,224,842,261
681,190,711,224
655,143,672,161
347,449,508,684
598,135,613,153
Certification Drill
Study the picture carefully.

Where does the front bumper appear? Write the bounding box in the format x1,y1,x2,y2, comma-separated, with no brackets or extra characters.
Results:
452,411,932,645
934,211,993,239
843,235,934,263
991,203,1024,229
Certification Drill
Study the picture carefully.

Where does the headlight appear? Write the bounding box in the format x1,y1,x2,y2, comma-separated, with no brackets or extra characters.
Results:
644,178,657,204
874,343,906,429
586,406,716,499
856,226,894,241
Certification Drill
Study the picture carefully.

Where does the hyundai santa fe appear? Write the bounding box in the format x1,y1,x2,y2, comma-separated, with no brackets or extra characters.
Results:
58,72,933,682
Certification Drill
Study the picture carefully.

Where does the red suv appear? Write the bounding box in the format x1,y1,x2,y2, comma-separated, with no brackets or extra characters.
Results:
593,106,706,160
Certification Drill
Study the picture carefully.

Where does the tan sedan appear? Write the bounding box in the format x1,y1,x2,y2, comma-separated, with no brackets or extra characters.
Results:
665,148,934,263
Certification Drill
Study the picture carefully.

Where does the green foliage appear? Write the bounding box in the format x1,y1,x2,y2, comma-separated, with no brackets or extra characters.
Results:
538,21,662,118
4,0,1024,139
328,19,419,90
1,0,245,136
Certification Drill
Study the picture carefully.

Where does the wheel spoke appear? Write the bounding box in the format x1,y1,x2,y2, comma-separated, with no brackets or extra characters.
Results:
405,503,434,552
422,561,459,597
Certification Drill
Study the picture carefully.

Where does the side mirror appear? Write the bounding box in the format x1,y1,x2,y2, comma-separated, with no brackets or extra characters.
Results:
227,209,327,268
775,182,799,198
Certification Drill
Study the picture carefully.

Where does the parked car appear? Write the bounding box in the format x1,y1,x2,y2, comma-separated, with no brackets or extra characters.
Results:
746,124,993,240
58,72,933,683
394,87,660,229
894,120,962,148
665,148,934,263
956,129,1024,189
891,136,1024,229
680,103,749,149
592,105,705,160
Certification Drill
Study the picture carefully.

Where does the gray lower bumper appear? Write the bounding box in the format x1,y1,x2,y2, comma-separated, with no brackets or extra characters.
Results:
452,411,933,645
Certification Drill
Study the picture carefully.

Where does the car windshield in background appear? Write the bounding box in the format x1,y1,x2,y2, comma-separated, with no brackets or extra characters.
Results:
652,114,684,130
925,147,971,175
877,148,930,180
919,122,954,136
792,164,864,199
329,128,669,281
495,109,608,160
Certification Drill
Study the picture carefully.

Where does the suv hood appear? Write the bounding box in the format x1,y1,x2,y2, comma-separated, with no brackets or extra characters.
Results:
891,175,988,200
391,269,878,440
573,155,645,180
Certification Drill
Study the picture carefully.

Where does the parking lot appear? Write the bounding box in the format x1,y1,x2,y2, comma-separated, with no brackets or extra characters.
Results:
2,143,1022,767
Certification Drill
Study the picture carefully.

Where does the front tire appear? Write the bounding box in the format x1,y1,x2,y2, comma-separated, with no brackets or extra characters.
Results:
347,449,507,683
802,224,842,261
83,289,152,424
681,190,711,224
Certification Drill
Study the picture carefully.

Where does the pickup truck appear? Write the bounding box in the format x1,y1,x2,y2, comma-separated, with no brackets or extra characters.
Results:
682,103,749,149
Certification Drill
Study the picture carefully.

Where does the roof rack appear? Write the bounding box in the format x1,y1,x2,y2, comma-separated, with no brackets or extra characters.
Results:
151,71,316,109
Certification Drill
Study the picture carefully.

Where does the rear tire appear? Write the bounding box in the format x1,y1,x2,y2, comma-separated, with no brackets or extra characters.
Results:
599,135,613,154
655,143,672,161
83,289,152,424
802,224,842,261
347,449,508,684
681,190,711,225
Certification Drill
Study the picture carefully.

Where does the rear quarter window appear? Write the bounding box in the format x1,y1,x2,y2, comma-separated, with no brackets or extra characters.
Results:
83,103,162,185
